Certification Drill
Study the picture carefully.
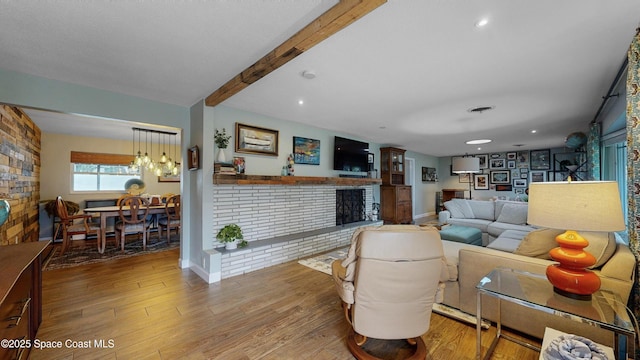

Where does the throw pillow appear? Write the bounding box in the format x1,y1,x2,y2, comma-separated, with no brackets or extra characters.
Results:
514,229,617,268
583,231,617,269
514,228,562,259
468,200,495,220
444,199,474,219
496,203,528,225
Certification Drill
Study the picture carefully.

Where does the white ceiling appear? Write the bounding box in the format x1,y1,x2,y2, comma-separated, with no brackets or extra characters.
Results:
2,1,639,156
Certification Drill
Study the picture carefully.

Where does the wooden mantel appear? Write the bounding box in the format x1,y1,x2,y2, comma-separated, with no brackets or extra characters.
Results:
213,174,381,186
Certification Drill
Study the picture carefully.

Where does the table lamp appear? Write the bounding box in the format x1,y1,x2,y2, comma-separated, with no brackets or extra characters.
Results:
527,180,625,300
452,156,480,199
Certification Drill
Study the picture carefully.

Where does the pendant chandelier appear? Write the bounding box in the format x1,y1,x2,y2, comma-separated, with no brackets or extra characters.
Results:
129,127,180,177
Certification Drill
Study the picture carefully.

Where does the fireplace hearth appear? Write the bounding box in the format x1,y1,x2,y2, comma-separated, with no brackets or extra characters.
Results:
336,189,365,225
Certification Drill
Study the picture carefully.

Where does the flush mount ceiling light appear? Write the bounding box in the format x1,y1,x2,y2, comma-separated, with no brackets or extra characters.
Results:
301,70,316,79
468,106,495,113
466,139,492,145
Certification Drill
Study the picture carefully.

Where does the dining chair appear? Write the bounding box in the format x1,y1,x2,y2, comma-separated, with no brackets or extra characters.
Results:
157,195,180,243
55,196,102,254
115,196,152,252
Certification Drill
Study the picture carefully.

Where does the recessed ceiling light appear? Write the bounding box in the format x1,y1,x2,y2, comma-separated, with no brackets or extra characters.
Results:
298,100,304,105
475,18,489,28
466,139,492,145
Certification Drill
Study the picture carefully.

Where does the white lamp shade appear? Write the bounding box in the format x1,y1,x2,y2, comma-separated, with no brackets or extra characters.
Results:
452,157,480,173
527,181,625,232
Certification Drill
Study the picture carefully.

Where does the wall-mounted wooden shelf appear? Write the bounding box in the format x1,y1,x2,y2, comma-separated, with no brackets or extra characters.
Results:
213,174,381,186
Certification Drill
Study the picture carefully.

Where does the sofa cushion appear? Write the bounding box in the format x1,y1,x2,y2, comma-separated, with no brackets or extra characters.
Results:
486,222,536,238
494,200,527,220
447,218,492,233
487,229,532,252
444,199,474,219
496,203,528,225
514,228,617,268
467,200,495,221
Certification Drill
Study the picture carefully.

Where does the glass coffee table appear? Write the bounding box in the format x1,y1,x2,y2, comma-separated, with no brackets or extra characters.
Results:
476,267,635,360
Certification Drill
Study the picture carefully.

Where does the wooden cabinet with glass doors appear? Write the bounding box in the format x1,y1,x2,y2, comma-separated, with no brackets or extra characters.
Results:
380,147,406,185
380,147,412,224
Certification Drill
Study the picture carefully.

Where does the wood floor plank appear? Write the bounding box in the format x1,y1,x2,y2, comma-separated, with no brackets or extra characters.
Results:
31,245,541,359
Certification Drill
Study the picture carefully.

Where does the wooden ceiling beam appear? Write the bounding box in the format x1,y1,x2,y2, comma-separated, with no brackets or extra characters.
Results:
205,0,386,107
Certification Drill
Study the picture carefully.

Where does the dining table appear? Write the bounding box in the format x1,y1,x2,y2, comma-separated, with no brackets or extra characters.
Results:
84,203,174,253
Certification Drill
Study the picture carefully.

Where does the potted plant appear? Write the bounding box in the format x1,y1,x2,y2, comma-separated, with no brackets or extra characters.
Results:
214,128,232,163
216,223,247,250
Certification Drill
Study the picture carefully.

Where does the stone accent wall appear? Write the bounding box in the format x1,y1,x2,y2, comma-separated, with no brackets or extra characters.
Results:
0,105,41,245
211,184,373,248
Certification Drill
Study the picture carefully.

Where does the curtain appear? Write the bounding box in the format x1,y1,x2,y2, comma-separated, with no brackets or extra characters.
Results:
626,28,640,318
587,122,600,180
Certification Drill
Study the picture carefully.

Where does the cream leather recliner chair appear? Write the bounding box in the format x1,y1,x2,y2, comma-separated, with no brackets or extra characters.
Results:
332,225,446,360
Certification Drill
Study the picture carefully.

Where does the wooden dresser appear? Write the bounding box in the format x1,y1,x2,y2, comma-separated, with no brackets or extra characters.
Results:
0,241,50,360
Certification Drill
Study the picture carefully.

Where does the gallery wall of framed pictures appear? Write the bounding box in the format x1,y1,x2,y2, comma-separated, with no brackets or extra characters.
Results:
450,147,580,195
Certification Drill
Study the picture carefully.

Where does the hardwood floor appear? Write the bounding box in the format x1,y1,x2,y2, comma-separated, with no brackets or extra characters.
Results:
32,247,540,359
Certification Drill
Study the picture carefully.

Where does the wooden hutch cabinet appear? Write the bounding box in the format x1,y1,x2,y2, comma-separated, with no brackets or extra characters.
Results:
380,147,412,224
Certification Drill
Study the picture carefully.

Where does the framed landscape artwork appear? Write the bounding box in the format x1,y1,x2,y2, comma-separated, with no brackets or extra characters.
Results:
490,170,511,184
235,123,279,156
292,136,320,165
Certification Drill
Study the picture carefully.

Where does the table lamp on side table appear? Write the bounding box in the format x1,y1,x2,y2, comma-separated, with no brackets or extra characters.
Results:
527,180,625,300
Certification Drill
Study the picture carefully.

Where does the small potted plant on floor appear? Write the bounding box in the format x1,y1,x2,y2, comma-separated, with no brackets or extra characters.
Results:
216,223,247,250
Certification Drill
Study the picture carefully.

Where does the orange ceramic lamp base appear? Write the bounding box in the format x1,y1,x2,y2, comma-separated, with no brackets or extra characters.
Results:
546,230,600,301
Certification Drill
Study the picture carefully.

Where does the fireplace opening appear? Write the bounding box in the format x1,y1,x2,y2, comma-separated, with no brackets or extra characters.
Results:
336,189,365,225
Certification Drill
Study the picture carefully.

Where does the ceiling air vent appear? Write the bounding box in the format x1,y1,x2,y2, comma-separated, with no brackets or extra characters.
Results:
468,106,494,113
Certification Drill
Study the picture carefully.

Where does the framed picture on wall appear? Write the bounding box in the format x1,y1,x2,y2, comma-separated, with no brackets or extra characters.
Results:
422,167,437,182
292,136,320,165
459,173,472,183
530,170,547,183
490,170,510,184
513,179,527,188
517,151,529,167
489,158,506,169
187,145,199,170
530,149,550,170
474,174,489,190
235,123,279,156
477,154,488,169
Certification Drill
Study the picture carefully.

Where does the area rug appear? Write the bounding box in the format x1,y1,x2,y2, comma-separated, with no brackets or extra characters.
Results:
43,237,180,271
298,247,489,329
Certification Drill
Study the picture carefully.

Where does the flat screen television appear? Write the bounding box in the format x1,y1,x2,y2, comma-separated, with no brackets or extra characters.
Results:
333,136,369,172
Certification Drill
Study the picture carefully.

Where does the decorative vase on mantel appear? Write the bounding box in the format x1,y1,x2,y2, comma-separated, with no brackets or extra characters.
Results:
216,148,227,163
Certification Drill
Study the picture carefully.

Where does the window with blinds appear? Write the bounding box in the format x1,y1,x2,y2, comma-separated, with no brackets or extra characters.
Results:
70,151,141,192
